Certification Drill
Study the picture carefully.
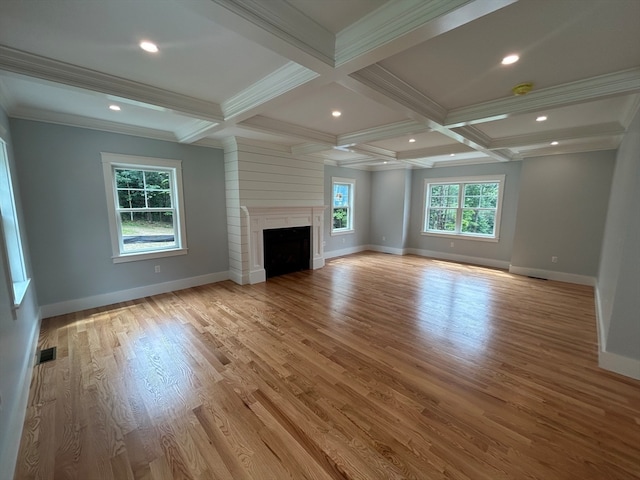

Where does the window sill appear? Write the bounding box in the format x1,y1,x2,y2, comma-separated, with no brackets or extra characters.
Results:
112,247,188,264
421,232,499,243
331,229,354,236
13,278,31,309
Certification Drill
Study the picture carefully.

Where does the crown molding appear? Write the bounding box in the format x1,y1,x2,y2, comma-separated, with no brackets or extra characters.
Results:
10,107,178,142
445,67,640,128
489,122,626,150
348,144,397,162
239,115,335,145
514,138,621,160
222,62,319,120
431,156,499,168
621,93,640,128
349,65,447,124
450,125,492,148
212,0,334,65
175,119,220,143
290,142,333,156
0,76,13,113
337,119,429,147
397,143,473,161
0,45,224,123
192,137,224,149
335,0,516,70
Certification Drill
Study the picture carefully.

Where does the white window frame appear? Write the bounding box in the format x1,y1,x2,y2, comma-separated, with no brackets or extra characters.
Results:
422,175,505,242
101,153,188,263
331,177,355,235
0,138,30,308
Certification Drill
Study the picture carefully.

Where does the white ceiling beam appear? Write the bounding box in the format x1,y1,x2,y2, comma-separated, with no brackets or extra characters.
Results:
175,119,220,143
514,138,623,160
348,65,447,124
445,67,640,128
349,145,397,162
180,0,335,74
337,120,430,147
397,144,473,161
335,0,518,72
239,115,336,145
222,62,320,120
340,72,512,162
290,143,333,156
487,122,626,150
0,45,224,123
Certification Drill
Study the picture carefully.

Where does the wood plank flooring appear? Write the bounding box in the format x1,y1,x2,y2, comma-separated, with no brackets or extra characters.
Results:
14,252,640,479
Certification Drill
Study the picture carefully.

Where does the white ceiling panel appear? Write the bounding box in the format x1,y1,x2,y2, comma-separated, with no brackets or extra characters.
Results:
379,0,640,109
0,0,637,169
262,83,407,135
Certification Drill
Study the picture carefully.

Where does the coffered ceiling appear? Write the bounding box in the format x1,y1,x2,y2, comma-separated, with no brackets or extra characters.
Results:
0,0,638,169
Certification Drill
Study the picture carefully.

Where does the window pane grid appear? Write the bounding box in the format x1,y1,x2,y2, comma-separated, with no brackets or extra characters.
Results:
425,179,501,238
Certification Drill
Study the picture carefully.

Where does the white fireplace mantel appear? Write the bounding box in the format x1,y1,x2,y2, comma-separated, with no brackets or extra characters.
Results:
240,205,326,284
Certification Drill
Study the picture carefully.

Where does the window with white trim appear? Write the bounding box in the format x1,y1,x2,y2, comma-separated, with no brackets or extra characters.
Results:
0,138,30,307
101,153,187,263
331,177,355,234
423,175,505,241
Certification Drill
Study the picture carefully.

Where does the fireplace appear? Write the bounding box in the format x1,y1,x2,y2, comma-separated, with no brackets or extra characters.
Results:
263,226,310,278
234,206,325,285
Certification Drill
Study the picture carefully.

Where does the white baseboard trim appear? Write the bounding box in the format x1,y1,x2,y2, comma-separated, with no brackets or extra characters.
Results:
594,284,640,380
599,349,640,380
324,245,370,259
368,244,408,256
1,308,42,480
508,265,596,286
407,248,511,270
40,271,229,318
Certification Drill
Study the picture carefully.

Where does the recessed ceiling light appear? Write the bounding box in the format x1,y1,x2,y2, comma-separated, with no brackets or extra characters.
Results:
331,110,341,118
501,54,519,65
140,41,159,53
450,153,455,157
409,138,416,143
551,141,559,145
109,105,121,111
383,161,388,164
536,115,547,122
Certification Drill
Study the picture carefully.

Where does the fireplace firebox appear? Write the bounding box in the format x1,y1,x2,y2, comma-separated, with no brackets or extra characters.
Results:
263,226,310,278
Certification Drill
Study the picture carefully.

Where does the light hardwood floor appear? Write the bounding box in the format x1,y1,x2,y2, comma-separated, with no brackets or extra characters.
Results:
14,252,640,479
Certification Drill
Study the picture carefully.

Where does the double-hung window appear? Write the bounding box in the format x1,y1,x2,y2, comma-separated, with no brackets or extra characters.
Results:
423,175,505,241
101,153,187,263
0,138,30,307
331,177,355,234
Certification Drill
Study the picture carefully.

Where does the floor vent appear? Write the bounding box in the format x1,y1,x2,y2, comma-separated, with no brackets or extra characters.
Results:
36,347,57,365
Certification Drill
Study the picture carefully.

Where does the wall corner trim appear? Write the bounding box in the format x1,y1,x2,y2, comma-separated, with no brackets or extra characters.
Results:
40,271,230,318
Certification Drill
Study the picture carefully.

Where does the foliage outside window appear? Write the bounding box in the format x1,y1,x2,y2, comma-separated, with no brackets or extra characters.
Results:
423,175,505,240
102,153,187,263
332,177,355,234
0,138,30,307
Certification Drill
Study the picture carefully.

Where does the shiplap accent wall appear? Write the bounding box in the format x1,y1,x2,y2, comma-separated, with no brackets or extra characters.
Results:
222,137,325,284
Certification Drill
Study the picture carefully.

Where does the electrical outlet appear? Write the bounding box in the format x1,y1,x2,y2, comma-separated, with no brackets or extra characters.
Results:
551,256,558,263
154,265,161,273
450,241,454,248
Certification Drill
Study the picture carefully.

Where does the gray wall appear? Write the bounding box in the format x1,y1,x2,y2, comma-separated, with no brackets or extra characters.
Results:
511,151,615,276
370,168,412,250
0,110,40,480
598,109,640,359
324,166,371,253
408,161,522,264
10,119,228,307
